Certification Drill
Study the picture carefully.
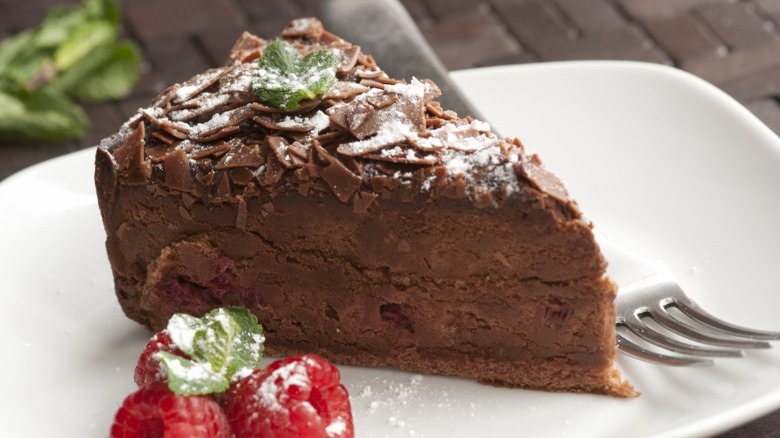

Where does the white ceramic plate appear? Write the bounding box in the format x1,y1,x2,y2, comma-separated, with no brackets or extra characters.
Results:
2,61,780,437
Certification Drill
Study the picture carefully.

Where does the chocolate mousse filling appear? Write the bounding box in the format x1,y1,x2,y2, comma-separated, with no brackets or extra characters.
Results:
95,17,635,397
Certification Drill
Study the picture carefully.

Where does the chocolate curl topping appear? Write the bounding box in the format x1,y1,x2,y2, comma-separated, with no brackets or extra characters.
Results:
105,17,572,211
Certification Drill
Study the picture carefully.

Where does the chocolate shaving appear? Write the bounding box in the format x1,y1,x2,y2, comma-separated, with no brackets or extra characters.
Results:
178,205,194,220
366,92,399,109
317,30,343,46
335,94,426,158
335,46,361,72
440,174,467,199
261,154,285,186
313,131,346,145
230,167,256,186
355,69,383,79
215,141,263,169
229,32,265,63
473,190,496,209
173,66,230,104
287,141,309,161
113,122,146,172
282,17,324,38
370,175,401,198
365,147,440,165
310,139,364,202
190,141,232,160
267,136,294,168
372,74,402,85
236,196,248,229
192,104,255,140
253,115,316,133
352,190,378,213
216,171,231,198
250,98,321,115
326,81,370,100
150,131,175,145
320,159,361,203
140,109,190,138
181,192,198,208
329,100,378,140
515,153,570,203
103,19,556,213
359,79,386,89
193,125,241,143
163,148,194,192
170,93,232,122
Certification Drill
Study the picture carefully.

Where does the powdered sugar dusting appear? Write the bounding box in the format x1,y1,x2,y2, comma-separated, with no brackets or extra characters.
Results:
258,361,307,412
340,115,415,155
275,110,329,135
167,314,197,352
349,373,479,437
117,31,540,208
326,419,347,435
384,77,428,100
191,105,238,135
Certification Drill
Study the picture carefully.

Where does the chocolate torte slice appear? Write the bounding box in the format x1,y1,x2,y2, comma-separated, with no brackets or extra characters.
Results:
95,18,634,396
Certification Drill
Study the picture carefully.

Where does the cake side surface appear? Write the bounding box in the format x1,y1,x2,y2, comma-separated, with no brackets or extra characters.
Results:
95,18,634,397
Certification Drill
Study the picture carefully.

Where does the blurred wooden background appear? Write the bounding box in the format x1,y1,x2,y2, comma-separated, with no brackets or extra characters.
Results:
1,1,779,435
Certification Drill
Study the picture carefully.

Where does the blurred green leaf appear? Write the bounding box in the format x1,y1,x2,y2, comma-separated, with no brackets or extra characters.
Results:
0,87,88,141
0,29,36,72
35,5,89,49
84,0,121,26
47,42,139,101
54,20,116,71
0,0,139,142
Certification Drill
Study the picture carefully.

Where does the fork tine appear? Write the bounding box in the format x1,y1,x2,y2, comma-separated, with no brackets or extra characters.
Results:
616,325,712,366
672,296,780,341
622,313,744,358
651,304,773,349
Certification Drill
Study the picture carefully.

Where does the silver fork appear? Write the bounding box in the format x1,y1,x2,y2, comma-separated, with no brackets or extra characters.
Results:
597,232,780,366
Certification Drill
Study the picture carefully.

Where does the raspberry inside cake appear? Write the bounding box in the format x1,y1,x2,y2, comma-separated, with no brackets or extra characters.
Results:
95,18,635,397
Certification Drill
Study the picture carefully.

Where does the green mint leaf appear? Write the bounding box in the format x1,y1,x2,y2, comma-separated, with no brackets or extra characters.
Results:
84,0,121,26
223,307,265,381
0,29,37,73
194,308,240,374
155,352,230,396
35,5,89,49
162,307,265,395
53,20,116,71
0,86,87,141
166,313,203,357
0,0,137,142
253,39,338,110
49,42,140,102
34,0,118,48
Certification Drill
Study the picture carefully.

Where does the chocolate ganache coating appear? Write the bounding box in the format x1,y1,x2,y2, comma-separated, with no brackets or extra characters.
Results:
95,18,635,397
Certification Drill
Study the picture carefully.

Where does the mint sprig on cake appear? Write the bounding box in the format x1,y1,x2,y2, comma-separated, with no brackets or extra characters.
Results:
253,39,339,110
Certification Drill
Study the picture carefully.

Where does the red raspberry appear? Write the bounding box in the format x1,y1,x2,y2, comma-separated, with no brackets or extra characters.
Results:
110,384,230,438
134,330,189,387
225,354,354,438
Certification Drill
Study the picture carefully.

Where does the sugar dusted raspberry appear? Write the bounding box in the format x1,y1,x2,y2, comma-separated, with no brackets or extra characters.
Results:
225,354,354,438
110,383,230,438
134,330,189,387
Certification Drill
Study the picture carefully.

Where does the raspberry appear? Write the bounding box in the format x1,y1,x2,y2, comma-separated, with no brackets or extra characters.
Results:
110,384,230,438
134,330,189,387
225,354,354,438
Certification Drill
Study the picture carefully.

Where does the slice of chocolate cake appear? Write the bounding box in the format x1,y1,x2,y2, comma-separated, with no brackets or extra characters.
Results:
95,18,634,396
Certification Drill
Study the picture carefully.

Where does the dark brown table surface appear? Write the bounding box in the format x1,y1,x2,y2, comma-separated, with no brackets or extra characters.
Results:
2,0,779,436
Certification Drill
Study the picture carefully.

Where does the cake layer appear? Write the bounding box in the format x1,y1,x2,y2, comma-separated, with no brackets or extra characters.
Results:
95,17,634,397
